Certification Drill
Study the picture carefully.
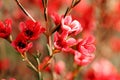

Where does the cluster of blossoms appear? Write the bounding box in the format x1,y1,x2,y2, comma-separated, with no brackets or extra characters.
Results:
0,16,95,79
0,18,45,55
0,16,95,66
11,20,45,55
0,0,97,79
1,0,120,80
53,15,96,66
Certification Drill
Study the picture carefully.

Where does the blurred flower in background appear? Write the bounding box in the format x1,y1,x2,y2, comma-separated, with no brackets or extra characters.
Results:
84,59,120,80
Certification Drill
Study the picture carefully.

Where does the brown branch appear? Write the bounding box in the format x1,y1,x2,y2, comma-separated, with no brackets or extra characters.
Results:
14,0,36,22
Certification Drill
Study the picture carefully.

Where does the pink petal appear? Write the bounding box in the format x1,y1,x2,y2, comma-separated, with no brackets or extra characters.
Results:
85,44,96,53
5,19,12,28
62,25,71,31
86,35,95,44
27,42,33,49
54,32,59,42
66,38,77,46
71,20,82,31
74,51,81,62
79,46,89,55
63,16,72,25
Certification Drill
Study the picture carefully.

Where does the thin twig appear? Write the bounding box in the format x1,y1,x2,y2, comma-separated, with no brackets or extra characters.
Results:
14,0,36,22
7,35,13,43
51,0,81,33
42,0,48,21
42,0,53,57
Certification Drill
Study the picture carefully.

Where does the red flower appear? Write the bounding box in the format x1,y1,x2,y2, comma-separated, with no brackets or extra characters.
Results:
54,31,77,52
20,20,45,40
0,19,12,38
61,16,82,35
11,34,33,54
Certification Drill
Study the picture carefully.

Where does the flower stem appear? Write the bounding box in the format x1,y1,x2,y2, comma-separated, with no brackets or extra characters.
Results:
23,52,38,72
7,35,13,43
42,0,53,56
64,0,81,17
14,0,36,22
42,0,48,21
36,53,42,80
37,60,42,80
73,66,82,79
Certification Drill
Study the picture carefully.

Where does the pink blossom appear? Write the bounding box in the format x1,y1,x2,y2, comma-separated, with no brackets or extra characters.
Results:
54,32,77,52
73,35,95,66
74,51,95,66
77,35,96,56
61,16,82,35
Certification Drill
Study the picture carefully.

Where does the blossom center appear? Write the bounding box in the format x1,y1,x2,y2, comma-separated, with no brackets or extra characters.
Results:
18,41,26,48
25,30,33,37
0,28,6,33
